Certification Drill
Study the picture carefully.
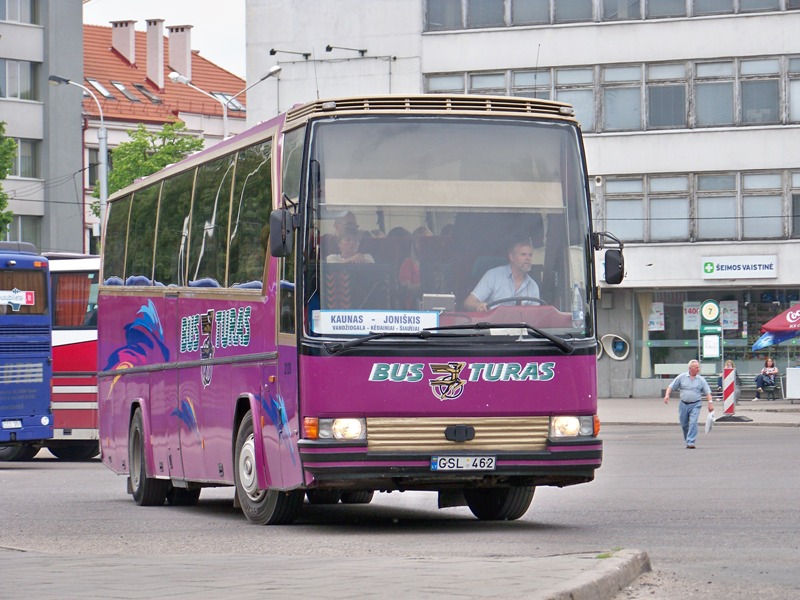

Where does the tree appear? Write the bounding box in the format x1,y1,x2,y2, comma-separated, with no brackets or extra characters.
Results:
98,121,204,201
0,122,17,232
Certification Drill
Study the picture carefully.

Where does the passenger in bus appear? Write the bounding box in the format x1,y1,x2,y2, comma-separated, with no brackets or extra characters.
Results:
398,226,432,308
463,237,540,312
325,224,375,264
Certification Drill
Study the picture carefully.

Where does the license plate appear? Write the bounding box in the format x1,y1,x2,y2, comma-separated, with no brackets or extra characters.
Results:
431,456,495,471
2,420,22,429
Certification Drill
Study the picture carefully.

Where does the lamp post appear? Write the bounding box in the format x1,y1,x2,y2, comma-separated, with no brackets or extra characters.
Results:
49,74,108,232
169,66,282,139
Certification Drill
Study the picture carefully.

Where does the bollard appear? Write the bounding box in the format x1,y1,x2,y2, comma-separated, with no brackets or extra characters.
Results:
723,366,735,415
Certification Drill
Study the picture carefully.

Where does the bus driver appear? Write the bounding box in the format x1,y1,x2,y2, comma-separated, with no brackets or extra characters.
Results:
463,237,540,312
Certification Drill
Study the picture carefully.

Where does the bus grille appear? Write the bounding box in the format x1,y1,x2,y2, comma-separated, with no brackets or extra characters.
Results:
366,416,549,452
285,95,573,128
0,362,44,384
0,325,50,354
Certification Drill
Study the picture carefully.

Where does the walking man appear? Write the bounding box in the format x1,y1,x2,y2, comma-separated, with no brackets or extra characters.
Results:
663,359,714,449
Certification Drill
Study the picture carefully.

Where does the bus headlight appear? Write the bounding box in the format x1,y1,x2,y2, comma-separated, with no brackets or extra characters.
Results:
550,416,597,437
40,416,50,426
307,418,366,441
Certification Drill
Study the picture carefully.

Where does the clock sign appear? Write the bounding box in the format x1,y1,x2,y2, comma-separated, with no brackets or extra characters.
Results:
700,299,720,323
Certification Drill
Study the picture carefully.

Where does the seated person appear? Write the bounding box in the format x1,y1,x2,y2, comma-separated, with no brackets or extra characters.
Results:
463,237,540,312
754,357,779,400
325,224,375,264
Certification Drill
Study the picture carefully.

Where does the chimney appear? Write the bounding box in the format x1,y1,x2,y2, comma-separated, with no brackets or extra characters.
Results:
146,19,165,89
110,20,136,64
168,25,193,81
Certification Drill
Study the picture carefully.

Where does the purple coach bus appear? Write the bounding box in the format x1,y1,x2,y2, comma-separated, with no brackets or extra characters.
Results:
98,95,624,524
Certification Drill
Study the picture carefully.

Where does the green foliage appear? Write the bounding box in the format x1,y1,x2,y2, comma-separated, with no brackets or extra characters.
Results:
0,122,17,231
98,121,204,204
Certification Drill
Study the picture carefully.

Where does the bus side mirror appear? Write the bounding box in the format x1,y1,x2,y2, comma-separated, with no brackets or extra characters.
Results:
269,209,294,257
604,249,624,285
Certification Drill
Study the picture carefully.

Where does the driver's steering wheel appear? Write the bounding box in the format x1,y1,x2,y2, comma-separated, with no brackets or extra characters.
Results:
485,296,545,309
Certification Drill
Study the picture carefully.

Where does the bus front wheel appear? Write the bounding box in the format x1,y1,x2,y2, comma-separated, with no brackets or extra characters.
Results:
464,486,535,521
234,410,303,525
47,442,100,461
128,408,169,506
0,443,40,461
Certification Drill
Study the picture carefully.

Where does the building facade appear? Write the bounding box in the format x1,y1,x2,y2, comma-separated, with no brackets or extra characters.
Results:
247,0,800,397
1,0,84,252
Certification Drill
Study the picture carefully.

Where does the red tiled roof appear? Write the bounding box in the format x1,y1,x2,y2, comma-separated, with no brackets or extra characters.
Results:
83,23,246,126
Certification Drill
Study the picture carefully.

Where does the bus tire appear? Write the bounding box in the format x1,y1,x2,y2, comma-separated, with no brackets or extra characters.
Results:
306,489,342,504
464,486,535,521
234,410,303,525
128,408,169,506
0,443,40,461
340,490,374,504
167,486,201,506
47,442,100,461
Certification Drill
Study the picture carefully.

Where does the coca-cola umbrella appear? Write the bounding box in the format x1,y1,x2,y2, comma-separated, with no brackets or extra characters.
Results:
751,305,800,351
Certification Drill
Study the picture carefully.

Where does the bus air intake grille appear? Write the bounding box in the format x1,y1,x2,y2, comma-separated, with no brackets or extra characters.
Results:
285,95,573,127
0,362,44,384
366,416,549,452
0,325,50,337
0,341,50,354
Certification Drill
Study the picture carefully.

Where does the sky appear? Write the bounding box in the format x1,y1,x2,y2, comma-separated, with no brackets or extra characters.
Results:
82,0,247,77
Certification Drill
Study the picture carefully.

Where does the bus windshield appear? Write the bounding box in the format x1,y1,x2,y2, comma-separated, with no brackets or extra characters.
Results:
303,116,592,338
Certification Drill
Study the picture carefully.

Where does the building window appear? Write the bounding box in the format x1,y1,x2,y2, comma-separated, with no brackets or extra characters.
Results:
740,58,780,124
739,0,779,12
426,73,465,93
426,0,463,30
646,63,686,128
605,178,644,242
512,70,551,99
556,68,595,131
512,0,549,24
468,72,505,95
742,173,782,239
693,0,733,15
3,215,42,248
695,61,734,126
646,0,687,18
790,58,800,121
649,177,689,241
0,59,38,100
697,173,737,240
212,92,245,112
111,81,141,102
132,83,162,104
603,0,641,20
85,77,115,100
0,0,36,24
789,0,800,8
603,65,642,131
10,139,38,178
466,0,505,27
554,0,593,22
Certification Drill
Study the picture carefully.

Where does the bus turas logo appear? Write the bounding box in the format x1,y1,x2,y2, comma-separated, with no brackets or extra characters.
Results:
429,362,467,400
369,361,556,401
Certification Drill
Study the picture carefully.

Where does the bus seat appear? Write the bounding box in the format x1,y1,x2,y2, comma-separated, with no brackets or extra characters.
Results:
125,275,152,286
188,278,222,288
322,263,391,309
104,276,124,286
232,280,263,290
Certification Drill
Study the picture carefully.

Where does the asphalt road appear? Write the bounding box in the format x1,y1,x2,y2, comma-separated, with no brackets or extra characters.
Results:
2,425,799,599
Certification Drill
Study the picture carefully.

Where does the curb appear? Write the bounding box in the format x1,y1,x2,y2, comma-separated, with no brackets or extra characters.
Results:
546,549,651,600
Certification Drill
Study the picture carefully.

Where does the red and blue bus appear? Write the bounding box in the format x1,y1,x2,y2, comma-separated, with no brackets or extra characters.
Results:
0,241,53,461
46,254,100,460
98,95,624,523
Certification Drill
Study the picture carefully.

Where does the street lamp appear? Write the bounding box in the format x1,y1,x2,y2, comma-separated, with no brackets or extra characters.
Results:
169,65,282,139
49,74,108,231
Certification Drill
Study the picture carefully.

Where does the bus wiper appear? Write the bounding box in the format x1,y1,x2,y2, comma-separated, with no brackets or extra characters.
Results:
325,330,480,354
426,322,574,354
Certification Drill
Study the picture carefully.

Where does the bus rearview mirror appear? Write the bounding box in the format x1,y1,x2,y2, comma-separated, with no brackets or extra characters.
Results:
604,249,624,285
269,209,294,257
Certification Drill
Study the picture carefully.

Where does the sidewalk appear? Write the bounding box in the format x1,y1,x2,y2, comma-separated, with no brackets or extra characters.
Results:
599,396,800,427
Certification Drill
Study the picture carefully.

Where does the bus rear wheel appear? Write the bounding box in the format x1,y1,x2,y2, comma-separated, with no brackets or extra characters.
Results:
340,490,374,504
0,443,40,461
128,408,169,506
464,486,535,521
234,410,303,525
47,442,100,461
